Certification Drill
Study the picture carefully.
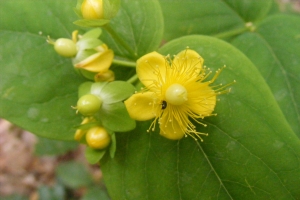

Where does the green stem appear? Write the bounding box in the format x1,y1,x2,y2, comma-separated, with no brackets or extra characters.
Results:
112,58,136,68
104,24,138,59
127,74,138,84
212,26,249,39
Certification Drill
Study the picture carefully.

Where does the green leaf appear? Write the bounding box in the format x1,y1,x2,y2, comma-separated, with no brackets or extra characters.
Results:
103,0,121,19
90,82,108,98
78,82,93,98
0,0,85,140
101,0,164,58
101,35,300,199
81,28,102,39
109,132,116,158
99,102,136,132
73,19,110,27
82,186,110,200
74,0,84,17
222,0,273,22
34,137,78,156
231,14,300,135
85,146,106,164
159,0,243,41
159,0,275,41
56,161,93,188
100,81,135,104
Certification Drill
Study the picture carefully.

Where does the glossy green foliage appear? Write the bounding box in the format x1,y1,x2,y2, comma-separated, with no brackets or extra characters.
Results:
101,0,164,58
56,161,94,189
1,0,300,199
102,36,300,199
34,137,78,156
232,14,300,135
0,0,84,140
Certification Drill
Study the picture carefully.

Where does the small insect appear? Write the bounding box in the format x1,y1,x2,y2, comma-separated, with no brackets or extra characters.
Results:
161,100,167,110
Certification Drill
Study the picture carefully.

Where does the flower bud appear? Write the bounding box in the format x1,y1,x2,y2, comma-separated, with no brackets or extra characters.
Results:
54,38,77,57
94,70,115,82
47,37,77,57
81,0,104,20
77,94,102,116
74,117,93,141
86,126,111,149
74,44,114,73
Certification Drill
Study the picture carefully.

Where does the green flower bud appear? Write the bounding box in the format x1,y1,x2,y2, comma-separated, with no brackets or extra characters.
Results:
86,126,111,149
77,94,102,116
54,38,77,57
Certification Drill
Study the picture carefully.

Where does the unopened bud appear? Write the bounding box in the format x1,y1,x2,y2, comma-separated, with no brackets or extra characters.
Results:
94,70,115,82
81,0,104,20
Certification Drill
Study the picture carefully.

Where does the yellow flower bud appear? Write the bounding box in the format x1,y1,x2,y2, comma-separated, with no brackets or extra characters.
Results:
81,0,104,20
86,126,111,149
74,117,95,141
94,70,115,82
75,44,114,73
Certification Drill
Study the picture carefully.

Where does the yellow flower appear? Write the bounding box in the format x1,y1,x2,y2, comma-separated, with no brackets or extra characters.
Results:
125,49,230,141
74,44,114,73
81,0,104,20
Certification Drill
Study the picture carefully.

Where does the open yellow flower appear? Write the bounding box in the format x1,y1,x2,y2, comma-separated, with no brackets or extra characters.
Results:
125,49,230,140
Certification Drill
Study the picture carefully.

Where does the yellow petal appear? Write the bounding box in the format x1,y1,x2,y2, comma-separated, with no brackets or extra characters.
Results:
159,111,186,140
124,92,158,121
172,49,203,79
136,51,167,89
75,49,114,72
187,82,216,116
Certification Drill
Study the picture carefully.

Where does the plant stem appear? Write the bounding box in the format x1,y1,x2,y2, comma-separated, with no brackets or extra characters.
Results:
112,58,136,68
212,26,249,39
104,24,138,59
127,74,138,84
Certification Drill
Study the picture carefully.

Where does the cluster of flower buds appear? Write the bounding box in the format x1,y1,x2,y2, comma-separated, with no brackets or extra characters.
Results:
47,0,136,162
73,81,135,160
47,28,114,82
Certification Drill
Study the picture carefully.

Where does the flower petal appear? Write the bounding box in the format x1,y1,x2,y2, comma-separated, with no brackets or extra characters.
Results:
124,92,158,121
172,49,203,79
75,49,114,72
187,82,216,116
137,51,167,89
159,111,186,140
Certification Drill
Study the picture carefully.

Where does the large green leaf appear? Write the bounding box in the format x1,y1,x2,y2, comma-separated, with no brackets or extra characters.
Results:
56,161,94,189
101,36,300,199
223,0,273,22
0,0,84,140
159,0,277,41
101,0,164,58
34,137,78,156
231,14,300,136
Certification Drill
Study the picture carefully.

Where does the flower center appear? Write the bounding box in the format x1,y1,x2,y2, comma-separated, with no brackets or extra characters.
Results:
165,83,188,105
